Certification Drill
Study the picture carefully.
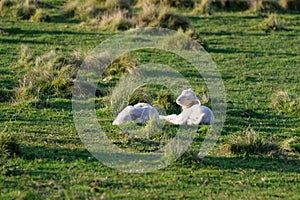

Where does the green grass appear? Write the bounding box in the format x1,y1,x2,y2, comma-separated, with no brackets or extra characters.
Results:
0,1,300,199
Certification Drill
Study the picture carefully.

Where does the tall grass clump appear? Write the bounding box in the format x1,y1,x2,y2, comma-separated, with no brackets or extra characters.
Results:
18,44,35,66
135,1,206,47
192,0,211,15
162,28,207,50
63,0,133,21
262,13,285,32
135,0,195,8
16,0,37,20
0,128,20,159
136,1,192,31
105,0,133,11
280,0,300,11
248,0,284,13
0,0,15,12
30,8,51,22
62,0,105,21
14,47,86,105
16,4,36,19
270,90,300,115
96,10,133,31
229,127,281,157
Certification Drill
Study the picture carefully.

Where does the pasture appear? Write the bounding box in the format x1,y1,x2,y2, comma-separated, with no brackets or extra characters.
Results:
0,0,300,199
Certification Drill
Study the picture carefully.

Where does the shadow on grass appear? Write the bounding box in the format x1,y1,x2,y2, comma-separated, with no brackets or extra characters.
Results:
6,27,99,36
20,144,94,162
18,141,300,173
0,38,53,45
208,46,299,57
222,103,297,135
199,156,300,173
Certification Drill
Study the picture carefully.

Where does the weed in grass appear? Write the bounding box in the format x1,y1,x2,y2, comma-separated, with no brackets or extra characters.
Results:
0,128,20,158
229,127,282,157
30,8,51,22
270,90,300,115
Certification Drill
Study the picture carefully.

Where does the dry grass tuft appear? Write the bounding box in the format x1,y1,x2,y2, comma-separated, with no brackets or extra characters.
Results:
30,8,51,22
262,13,285,32
193,0,212,15
97,10,133,31
270,90,300,115
136,1,192,31
280,0,300,11
16,4,36,20
248,0,284,13
229,127,282,157
14,47,86,104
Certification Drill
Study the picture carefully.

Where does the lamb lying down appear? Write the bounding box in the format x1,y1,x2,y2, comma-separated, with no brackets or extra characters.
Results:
160,88,214,125
112,103,159,125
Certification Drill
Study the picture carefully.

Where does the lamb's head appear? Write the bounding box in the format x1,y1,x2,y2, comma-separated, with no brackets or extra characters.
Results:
176,88,200,109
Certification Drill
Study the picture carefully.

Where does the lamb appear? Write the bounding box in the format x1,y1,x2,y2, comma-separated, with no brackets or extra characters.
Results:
160,88,214,125
112,103,159,125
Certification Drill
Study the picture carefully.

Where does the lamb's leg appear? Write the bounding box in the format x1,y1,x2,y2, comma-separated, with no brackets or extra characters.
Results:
193,113,205,125
159,114,182,124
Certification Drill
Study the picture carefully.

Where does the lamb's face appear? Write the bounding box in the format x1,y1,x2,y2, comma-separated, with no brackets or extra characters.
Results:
176,89,198,107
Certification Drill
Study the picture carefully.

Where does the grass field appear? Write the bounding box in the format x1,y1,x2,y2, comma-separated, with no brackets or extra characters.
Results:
0,0,300,199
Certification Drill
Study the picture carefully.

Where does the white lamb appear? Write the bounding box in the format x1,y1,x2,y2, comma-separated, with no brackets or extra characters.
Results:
112,103,159,125
160,88,214,125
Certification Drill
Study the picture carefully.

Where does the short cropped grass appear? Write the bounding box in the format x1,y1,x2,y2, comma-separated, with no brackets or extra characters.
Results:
0,1,299,199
